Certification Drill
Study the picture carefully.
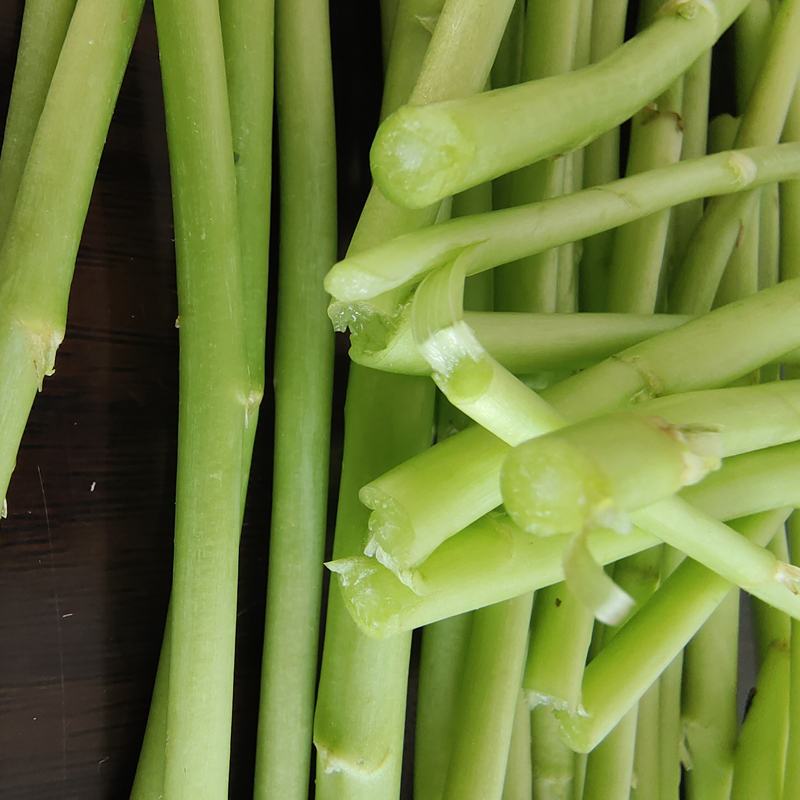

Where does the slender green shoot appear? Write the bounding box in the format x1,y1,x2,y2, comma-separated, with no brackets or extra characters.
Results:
414,613,474,800
0,0,78,253
369,0,750,209
0,0,144,512
556,509,792,753
730,638,791,800
441,593,534,800
670,0,800,314
255,0,335,796
326,143,800,306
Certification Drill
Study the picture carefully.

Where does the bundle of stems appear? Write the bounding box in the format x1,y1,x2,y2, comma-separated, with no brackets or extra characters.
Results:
6,0,800,797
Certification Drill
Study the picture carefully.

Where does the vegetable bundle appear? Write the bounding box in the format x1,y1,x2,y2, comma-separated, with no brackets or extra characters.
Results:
2,0,800,799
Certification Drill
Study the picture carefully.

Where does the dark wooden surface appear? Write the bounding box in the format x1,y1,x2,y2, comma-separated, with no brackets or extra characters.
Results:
0,5,272,798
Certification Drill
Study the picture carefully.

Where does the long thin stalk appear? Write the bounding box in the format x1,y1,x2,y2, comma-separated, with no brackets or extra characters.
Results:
681,590,740,800
670,0,800,314
314,4,516,797
0,0,144,516
369,0,749,209
130,3,275,794
557,509,792,753
414,613,474,800
313,369,434,794
153,0,250,795
442,593,534,800
255,0,335,796
326,142,800,305
0,0,78,252
578,0,628,311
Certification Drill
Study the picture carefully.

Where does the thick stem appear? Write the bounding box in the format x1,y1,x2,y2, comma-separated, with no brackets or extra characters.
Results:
0,0,144,510
414,613,473,800
326,143,800,304
153,0,248,795
670,0,800,314
442,593,534,800
255,0,335,796
0,0,77,253
370,0,749,209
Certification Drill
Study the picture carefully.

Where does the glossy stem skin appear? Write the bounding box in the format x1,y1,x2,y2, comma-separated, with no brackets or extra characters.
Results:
152,0,250,795
130,1,275,794
315,3,515,796
369,0,749,210
670,0,800,314
326,143,800,305
441,593,534,800
255,0,335,796
579,0,629,311
557,510,792,753
0,0,144,527
414,613,474,800
681,590,740,800
0,0,77,253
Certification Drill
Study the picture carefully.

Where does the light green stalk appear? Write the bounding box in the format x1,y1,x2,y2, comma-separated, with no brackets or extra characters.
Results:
579,0,628,311
380,0,444,123
491,0,524,91
369,0,749,209
681,590,740,800
751,529,792,665
666,51,712,278
501,412,720,537
557,509,793,753
605,0,685,317
414,612,473,800
332,450,800,636
326,143,800,305
315,5,517,795
489,0,524,211
734,0,773,110
680,439,800,521
380,0,401,66
313,370,434,795
631,680,661,799
605,89,684,313
780,89,800,282
0,0,77,252
360,290,800,580
525,586,593,799
582,541,664,799
657,547,686,800
530,705,575,800
503,691,533,800
152,0,249,795
783,513,800,800
670,0,800,314
350,310,690,376
0,0,143,515
130,3,275,793
441,593,534,800
730,638,791,800
581,709,638,800
255,0,334,796
494,0,581,314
